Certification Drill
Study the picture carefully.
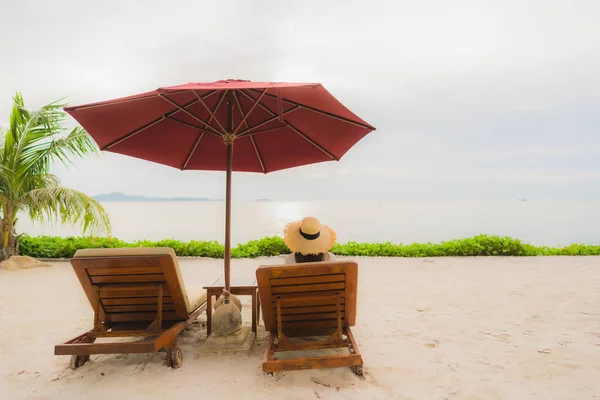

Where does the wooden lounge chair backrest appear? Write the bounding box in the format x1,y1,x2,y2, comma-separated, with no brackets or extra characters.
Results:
71,247,192,324
256,261,358,334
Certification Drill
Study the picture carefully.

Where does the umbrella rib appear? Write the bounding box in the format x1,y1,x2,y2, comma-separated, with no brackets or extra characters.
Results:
231,88,268,136
102,95,214,150
193,90,228,135
247,88,374,130
238,90,335,159
165,116,222,138
237,89,279,117
171,90,227,135
284,121,337,160
233,90,265,172
65,90,190,111
235,112,294,137
249,136,266,173
103,117,165,150
159,94,222,136
178,91,228,169
234,90,299,137
181,132,205,170
232,91,249,129
239,125,288,138
210,90,229,126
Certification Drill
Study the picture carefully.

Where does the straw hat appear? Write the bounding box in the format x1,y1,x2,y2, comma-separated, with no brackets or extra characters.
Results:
283,217,337,255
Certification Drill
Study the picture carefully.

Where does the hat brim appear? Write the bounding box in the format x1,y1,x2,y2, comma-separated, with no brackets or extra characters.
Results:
283,220,337,255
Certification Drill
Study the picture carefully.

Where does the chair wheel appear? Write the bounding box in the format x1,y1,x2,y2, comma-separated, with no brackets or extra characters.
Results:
351,364,363,376
69,355,89,370
167,345,183,369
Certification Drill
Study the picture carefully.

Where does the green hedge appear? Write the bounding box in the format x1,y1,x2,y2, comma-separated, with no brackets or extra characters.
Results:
16,234,600,259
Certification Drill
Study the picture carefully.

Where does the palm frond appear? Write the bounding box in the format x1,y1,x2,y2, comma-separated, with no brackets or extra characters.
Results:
21,186,111,235
1,92,109,239
22,126,98,170
3,92,99,192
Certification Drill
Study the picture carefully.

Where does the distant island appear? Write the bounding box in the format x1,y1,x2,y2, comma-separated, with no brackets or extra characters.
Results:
93,192,219,202
93,192,275,202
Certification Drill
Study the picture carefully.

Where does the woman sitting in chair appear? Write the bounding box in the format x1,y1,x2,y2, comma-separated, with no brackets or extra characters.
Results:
283,216,337,264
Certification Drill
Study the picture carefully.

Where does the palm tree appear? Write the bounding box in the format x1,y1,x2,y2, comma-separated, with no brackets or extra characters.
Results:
0,92,110,260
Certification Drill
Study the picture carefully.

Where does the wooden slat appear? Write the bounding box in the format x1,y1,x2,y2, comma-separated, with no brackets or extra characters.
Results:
272,291,345,300
278,305,342,314
55,341,156,356
100,291,168,299
274,340,348,352
98,283,164,290
92,330,164,338
91,274,166,284
275,295,345,308
269,265,347,279
279,312,344,322
263,354,362,373
101,297,173,306
100,288,170,299
280,320,341,330
270,274,345,286
104,304,176,313
274,328,338,337
73,256,163,269
271,282,345,294
109,321,178,331
87,266,164,276
106,312,179,322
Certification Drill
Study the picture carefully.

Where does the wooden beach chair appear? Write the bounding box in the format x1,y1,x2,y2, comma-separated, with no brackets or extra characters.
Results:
256,261,363,375
54,247,207,369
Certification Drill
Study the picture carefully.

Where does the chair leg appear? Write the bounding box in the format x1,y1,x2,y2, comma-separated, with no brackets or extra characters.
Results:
165,341,183,369
69,335,97,370
346,327,364,376
262,331,277,375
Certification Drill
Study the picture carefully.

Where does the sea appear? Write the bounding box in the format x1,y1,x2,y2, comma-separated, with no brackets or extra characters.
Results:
15,200,600,246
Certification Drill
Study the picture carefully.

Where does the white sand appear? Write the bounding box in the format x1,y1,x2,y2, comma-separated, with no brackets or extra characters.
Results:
0,256,599,400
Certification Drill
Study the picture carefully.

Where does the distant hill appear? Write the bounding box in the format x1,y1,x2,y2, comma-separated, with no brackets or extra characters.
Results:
93,192,218,202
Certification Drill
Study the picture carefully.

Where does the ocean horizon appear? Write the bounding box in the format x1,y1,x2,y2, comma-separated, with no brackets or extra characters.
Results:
15,199,600,247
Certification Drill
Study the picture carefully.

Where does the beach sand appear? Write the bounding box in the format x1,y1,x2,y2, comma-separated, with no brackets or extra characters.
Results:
0,256,598,399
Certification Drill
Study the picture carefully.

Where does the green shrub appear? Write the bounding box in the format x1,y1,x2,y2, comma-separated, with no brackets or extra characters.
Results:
19,236,129,258
231,236,290,258
436,235,527,256
329,235,529,257
15,234,600,259
131,239,224,258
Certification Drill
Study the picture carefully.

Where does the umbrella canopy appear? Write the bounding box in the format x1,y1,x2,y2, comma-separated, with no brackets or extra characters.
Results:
65,79,376,296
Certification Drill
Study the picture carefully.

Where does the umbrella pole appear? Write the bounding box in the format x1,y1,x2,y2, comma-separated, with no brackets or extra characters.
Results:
223,91,234,303
224,139,233,303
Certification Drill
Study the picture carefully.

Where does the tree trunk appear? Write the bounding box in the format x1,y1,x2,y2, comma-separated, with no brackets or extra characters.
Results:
0,212,18,262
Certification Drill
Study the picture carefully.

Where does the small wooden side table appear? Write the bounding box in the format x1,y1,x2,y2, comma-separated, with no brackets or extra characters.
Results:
203,277,260,336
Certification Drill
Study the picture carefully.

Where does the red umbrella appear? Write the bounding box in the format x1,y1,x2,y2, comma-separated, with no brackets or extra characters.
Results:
65,79,376,298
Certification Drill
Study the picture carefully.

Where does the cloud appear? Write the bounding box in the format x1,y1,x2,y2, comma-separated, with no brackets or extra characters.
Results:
1,0,599,200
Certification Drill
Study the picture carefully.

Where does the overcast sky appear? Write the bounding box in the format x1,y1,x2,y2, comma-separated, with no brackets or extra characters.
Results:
1,0,599,201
